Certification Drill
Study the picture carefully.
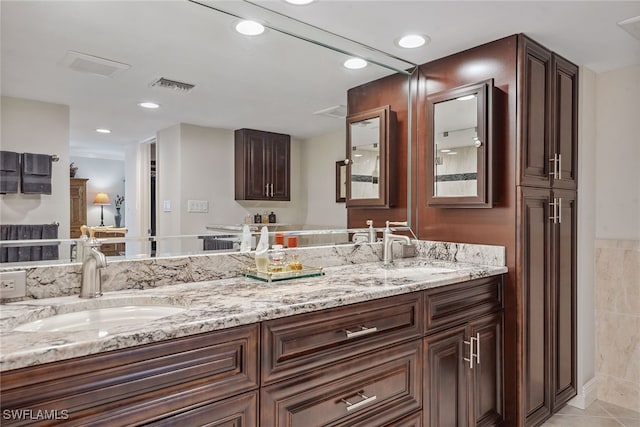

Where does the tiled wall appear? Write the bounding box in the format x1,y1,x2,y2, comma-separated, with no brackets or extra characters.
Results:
595,239,640,411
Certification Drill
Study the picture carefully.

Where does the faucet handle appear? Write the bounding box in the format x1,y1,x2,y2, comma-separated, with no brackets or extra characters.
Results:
385,220,408,228
366,220,373,227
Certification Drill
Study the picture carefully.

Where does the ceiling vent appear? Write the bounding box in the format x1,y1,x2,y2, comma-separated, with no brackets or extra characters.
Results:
61,51,130,77
150,77,195,93
313,105,347,119
618,15,640,40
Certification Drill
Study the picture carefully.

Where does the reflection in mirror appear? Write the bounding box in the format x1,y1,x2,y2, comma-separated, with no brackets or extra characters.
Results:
0,1,414,266
349,117,381,200
427,79,493,208
346,105,396,208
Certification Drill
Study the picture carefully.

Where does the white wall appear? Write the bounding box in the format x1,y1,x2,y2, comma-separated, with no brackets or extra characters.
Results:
0,96,70,238
570,66,597,409
595,65,640,240
302,129,347,227
69,156,125,227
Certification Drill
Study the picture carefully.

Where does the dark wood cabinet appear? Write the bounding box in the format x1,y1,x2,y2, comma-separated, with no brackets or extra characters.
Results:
235,128,290,201
0,325,259,426
69,178,88,238
520,187,577,426
519,36,578,190
424,277,504,427
261,340,422,427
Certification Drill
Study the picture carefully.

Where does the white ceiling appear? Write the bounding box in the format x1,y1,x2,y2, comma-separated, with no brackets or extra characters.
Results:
2,1,639,159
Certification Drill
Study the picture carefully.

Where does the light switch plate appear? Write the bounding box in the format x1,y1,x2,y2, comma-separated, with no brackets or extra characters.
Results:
0,270,27,299
187,199,209,213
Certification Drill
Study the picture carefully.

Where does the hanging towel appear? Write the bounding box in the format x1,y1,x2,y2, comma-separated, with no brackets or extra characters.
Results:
0,151,20,194
0,223,59,263
21,153,52,194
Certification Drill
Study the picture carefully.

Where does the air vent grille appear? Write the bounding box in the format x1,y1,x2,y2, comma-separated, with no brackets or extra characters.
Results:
61,51,130,77
150,77,195,93
313,105,347,119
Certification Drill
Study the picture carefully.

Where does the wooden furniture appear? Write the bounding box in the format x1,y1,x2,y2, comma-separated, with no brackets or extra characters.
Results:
424,277,504,427
519,35,578,426
69,178,88,239
346,105,397,208
235,128,290,201
91,226,127,257
0,276,504,426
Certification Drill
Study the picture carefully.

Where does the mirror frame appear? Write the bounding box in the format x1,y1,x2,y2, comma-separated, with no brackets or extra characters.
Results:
345,105,396,208
426,79,493,208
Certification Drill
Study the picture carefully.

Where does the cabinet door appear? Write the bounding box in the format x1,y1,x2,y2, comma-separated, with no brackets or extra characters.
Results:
469,312,504,427
245,131,269,200
550,190,577,408
519,36,552,188
145,391,258,427
519,187,552,426
69,178,88,238
269,134,290,201
424,325,468,427
551,56,578,190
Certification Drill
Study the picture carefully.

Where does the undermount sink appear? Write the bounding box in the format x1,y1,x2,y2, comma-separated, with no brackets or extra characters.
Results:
14,305,186,336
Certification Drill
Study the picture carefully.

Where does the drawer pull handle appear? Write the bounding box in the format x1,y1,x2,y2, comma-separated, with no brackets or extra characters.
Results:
345,326,378,339
341,392,377,412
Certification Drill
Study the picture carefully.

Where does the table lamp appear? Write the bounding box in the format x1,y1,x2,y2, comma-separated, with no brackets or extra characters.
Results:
93,192,111,226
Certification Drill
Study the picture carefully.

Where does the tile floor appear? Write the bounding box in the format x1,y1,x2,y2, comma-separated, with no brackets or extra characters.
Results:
542,400,640,426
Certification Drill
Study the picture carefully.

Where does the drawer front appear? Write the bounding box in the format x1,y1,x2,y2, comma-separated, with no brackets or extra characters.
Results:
261,340,422,427
262,292,423,384
383,411,423,427
425,276,503,335
0,325,259,426
145,390,258,427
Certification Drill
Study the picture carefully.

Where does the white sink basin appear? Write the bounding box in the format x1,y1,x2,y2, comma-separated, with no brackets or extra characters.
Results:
14,305,186,336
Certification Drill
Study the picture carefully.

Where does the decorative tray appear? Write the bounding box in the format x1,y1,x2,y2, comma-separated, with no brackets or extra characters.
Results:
244,265,324,283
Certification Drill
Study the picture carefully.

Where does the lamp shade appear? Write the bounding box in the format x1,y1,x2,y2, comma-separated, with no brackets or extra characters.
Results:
93,192,111,205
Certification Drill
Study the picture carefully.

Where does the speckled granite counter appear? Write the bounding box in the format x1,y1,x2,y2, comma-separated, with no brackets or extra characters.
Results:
0,257,506,372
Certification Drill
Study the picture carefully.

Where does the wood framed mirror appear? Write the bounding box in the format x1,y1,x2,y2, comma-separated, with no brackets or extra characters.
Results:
426,79,493,207
346,105,396,208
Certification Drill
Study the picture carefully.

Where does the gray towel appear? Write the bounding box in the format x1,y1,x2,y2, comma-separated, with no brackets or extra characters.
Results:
1,224,59,262
0,151,19,194
21,153,52,194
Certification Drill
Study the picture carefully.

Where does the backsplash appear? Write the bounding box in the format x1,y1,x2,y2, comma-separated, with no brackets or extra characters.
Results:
0,240,505,301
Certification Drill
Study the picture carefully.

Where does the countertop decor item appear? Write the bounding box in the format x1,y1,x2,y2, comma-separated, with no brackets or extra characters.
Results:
69,162,78,177
93,192,111,227
114,194,124,227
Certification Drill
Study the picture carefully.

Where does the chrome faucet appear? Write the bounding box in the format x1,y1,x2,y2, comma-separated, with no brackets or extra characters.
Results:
383,221,411,266
366,220,377,243
80,239,107,298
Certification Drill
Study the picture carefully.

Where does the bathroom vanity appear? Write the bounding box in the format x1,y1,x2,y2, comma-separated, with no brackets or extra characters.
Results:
0,243,506,426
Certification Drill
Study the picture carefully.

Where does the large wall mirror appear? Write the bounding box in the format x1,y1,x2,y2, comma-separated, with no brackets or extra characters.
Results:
426,79,493,208
0,1,414,265
346,105,396,208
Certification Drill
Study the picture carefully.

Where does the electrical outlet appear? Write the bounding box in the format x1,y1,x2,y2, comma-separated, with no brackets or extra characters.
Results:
0,271,26,299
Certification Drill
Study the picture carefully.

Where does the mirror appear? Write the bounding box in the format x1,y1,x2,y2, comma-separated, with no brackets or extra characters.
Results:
0,1,414,265
426,79,493,207
346,105,396,208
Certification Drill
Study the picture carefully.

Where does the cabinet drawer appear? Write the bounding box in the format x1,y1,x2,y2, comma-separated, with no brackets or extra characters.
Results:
262,292,423,384
261,340,422,427
145,390,258,426
0,325,259,426
424,276,503,335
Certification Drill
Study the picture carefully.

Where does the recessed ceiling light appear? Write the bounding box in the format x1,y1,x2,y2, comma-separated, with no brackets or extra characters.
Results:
138,101,160,109
396,34,430,49
457,95,476,101
284,0,315,4
447,152,458,155
354,154,363,158
235,20,265,36
440,149,451,153
96,128,111,134
343,58,367,70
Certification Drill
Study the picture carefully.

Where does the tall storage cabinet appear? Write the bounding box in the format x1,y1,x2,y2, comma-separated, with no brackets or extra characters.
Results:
234,128,290,201
69,178,88,238
518,35,578,426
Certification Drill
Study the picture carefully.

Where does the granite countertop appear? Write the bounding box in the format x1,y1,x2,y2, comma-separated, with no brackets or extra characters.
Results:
0,258,507,372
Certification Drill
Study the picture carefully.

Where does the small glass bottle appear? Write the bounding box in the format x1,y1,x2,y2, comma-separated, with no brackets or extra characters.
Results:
268,211,276,223
268,244,286,272
288,254,303,271
262,211,269,224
